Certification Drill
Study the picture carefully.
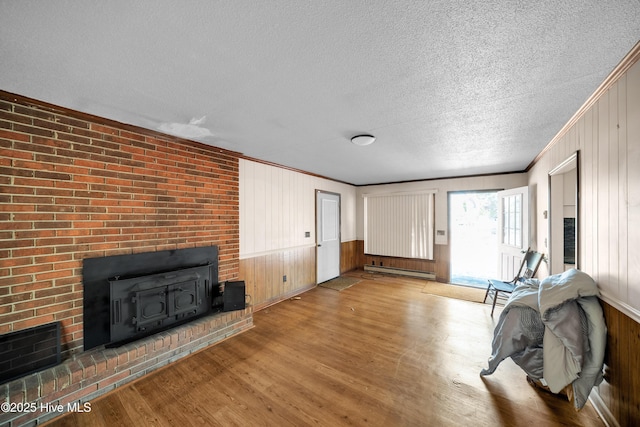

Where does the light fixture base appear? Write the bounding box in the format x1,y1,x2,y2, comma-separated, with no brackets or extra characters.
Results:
351,134,376,146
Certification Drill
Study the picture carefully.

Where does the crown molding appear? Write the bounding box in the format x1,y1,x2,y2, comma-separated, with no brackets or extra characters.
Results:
527,40,640,170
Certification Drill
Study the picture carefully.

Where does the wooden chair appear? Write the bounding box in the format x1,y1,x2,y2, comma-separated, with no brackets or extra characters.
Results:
484,248,544,316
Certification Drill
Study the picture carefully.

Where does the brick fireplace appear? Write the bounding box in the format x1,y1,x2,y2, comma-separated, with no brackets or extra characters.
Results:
0,91,252,426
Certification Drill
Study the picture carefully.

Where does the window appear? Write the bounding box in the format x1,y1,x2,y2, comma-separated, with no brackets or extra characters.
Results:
502,193,522,248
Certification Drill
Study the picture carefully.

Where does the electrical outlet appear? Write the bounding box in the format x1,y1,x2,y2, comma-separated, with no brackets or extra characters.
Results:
283,275,287,282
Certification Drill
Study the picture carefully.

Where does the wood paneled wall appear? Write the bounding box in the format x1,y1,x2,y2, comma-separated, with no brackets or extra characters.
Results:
240,240,360,310
529,47,640,312
239,158,359,310
240,246,315,310
239,159,357,257
433,243,451,282
340,240,358,274
599,301,640,425
356,240,451,283
528,44,640,426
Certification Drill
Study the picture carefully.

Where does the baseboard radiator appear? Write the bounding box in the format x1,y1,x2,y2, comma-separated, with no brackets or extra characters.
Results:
363,264,436,280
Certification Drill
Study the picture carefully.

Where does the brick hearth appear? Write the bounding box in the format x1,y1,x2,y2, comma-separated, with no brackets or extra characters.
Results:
1,307,252,427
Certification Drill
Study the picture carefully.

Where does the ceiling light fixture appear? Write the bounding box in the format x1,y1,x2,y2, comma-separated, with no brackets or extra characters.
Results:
351,134,376,146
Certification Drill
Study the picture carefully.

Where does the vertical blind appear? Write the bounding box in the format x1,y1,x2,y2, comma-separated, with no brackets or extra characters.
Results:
364,191,435,260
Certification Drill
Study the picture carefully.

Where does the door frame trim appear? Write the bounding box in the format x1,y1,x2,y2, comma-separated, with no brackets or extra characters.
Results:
447,189,501,284
547,150,580,274
315,190,341,284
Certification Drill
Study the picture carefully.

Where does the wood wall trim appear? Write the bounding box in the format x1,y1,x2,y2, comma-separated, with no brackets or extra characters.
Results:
356,170,526,187
241,154,354,186
527,41,640,171
599,291,640,325
240,244,317,260
242,149,525,187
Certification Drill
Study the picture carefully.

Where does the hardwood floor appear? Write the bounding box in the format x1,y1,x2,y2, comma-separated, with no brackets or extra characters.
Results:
47,271,604,426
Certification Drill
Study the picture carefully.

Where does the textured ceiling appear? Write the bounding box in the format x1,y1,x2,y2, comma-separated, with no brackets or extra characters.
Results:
1,1,639,185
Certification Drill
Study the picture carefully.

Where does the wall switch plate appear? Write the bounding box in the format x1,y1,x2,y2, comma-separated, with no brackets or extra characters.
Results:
283,275,287,282
305,231,310,238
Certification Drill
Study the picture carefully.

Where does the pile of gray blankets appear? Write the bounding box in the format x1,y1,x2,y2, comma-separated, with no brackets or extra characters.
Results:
480,268,607,410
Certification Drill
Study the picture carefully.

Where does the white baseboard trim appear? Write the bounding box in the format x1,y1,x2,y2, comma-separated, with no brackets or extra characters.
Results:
363,264,436,280
589,390,619,427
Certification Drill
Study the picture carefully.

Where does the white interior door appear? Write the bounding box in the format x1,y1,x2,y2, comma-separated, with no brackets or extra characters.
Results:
316,191,340,284
497,186,529,281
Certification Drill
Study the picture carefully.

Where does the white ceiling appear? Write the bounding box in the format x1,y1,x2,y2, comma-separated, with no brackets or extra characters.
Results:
1,1,639,185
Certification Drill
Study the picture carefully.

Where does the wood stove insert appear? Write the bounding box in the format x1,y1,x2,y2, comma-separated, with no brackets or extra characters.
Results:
109,264,212,344
83,246,220,350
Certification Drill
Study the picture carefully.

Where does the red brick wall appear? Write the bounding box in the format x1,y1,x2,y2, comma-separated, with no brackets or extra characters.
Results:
0,91,240,356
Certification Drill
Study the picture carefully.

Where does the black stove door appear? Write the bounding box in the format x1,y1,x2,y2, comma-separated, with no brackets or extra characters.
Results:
169,281,200,317
135,288,169,331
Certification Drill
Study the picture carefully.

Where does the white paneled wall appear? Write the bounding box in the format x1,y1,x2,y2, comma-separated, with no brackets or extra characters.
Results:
356,174,528,245
529,56,640,321
240,159,356,259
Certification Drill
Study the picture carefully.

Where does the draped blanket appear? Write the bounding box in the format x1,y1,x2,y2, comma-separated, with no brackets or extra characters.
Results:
480,269,607,410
